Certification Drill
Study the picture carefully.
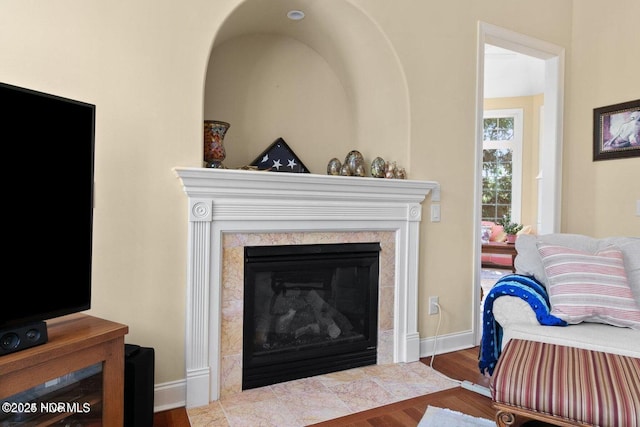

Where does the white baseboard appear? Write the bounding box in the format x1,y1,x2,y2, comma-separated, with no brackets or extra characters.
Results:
153,379,186,412
419,329,476,359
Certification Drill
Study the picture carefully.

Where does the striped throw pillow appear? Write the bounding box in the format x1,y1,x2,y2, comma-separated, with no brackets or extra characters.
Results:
537,243,640,329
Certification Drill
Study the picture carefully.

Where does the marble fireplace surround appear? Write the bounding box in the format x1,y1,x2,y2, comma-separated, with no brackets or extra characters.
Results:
174,167,439,408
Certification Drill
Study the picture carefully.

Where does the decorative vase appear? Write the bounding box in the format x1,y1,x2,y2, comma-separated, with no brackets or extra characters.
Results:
506,234,517,244
204,120,230,168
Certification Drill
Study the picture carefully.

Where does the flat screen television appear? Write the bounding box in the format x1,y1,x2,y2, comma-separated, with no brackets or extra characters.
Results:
0,82,95,355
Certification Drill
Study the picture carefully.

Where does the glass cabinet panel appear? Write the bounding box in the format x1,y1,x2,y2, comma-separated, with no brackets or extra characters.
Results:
0,363,103,426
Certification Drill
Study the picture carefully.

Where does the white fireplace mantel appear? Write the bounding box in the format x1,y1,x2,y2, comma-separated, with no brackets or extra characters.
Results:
174,167,439,407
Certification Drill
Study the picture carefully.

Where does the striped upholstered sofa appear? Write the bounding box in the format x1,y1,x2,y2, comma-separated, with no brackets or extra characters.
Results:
492,233,640,358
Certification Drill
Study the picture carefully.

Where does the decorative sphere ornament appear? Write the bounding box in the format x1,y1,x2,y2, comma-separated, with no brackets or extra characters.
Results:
385,161,397,179
344,150,364,174
370,157,386,178
339,164,352,176
327,158,342,175
354,164,366,177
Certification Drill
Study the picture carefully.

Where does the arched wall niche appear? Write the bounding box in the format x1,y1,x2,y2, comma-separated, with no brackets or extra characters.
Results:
204,0,410,174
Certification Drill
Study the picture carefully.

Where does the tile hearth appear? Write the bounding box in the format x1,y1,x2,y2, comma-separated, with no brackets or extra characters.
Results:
187,361,457,426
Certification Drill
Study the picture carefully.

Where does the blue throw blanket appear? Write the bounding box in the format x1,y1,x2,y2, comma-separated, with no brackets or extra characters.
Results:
479,274,567,376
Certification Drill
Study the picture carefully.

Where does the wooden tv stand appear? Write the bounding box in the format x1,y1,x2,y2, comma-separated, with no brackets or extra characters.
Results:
0,313,128,426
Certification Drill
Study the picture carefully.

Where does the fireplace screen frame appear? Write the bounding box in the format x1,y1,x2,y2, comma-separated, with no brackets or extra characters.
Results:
242,242,381,389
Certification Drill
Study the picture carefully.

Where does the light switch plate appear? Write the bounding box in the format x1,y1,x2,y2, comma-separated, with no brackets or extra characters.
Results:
636,200,640,216
431,204,441,222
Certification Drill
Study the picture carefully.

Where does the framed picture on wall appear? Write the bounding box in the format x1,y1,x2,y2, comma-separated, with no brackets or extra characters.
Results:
593,99,640,161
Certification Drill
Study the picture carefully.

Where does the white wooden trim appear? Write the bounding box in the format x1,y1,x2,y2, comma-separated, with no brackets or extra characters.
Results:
175,167,439,407
474,22,565,345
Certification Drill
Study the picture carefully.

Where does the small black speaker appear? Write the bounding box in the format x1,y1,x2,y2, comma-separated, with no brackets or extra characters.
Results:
0,321,48,356
124,344,155,427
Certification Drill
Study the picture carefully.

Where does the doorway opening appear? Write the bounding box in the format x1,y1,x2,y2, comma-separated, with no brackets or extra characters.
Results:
474,22,565,344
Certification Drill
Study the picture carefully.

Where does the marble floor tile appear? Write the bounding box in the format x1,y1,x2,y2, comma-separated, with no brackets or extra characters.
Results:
187,362,458,426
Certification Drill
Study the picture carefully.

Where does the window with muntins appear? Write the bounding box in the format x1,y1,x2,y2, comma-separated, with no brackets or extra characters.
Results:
482,109,523,223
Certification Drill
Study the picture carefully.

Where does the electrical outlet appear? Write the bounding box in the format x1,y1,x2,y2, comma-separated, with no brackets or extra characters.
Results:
429,296,439,315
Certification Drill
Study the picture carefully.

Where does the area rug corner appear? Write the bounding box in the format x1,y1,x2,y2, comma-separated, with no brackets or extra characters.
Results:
418,405,495,427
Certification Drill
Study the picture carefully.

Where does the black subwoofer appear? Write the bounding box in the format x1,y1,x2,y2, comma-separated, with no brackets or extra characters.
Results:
124,344,155,427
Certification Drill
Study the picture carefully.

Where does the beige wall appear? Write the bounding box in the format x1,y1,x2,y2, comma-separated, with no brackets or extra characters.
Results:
1,0,637,389
204,33,354,172
565,0,640,237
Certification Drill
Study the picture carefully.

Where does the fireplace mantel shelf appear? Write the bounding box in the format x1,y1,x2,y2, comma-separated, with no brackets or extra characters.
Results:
174,167,440,203
174,166,440,407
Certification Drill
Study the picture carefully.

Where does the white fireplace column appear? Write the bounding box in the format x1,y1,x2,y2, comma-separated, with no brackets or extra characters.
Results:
174,167,439,408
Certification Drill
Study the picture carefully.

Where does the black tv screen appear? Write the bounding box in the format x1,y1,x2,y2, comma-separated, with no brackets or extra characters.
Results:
0,82,95,331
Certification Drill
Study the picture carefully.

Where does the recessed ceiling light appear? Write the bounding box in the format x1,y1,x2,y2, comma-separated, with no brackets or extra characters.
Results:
287,10,305,21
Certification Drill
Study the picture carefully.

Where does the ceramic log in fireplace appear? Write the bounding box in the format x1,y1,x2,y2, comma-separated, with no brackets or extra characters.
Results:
243,242,381,389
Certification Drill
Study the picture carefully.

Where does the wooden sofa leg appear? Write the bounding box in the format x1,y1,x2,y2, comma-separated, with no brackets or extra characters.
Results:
496,410,515,426
495,410,527,427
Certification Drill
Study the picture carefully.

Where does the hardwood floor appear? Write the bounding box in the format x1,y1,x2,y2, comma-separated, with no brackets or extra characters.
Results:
153,346,494,427
153,407,192,427
310,347,494,426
